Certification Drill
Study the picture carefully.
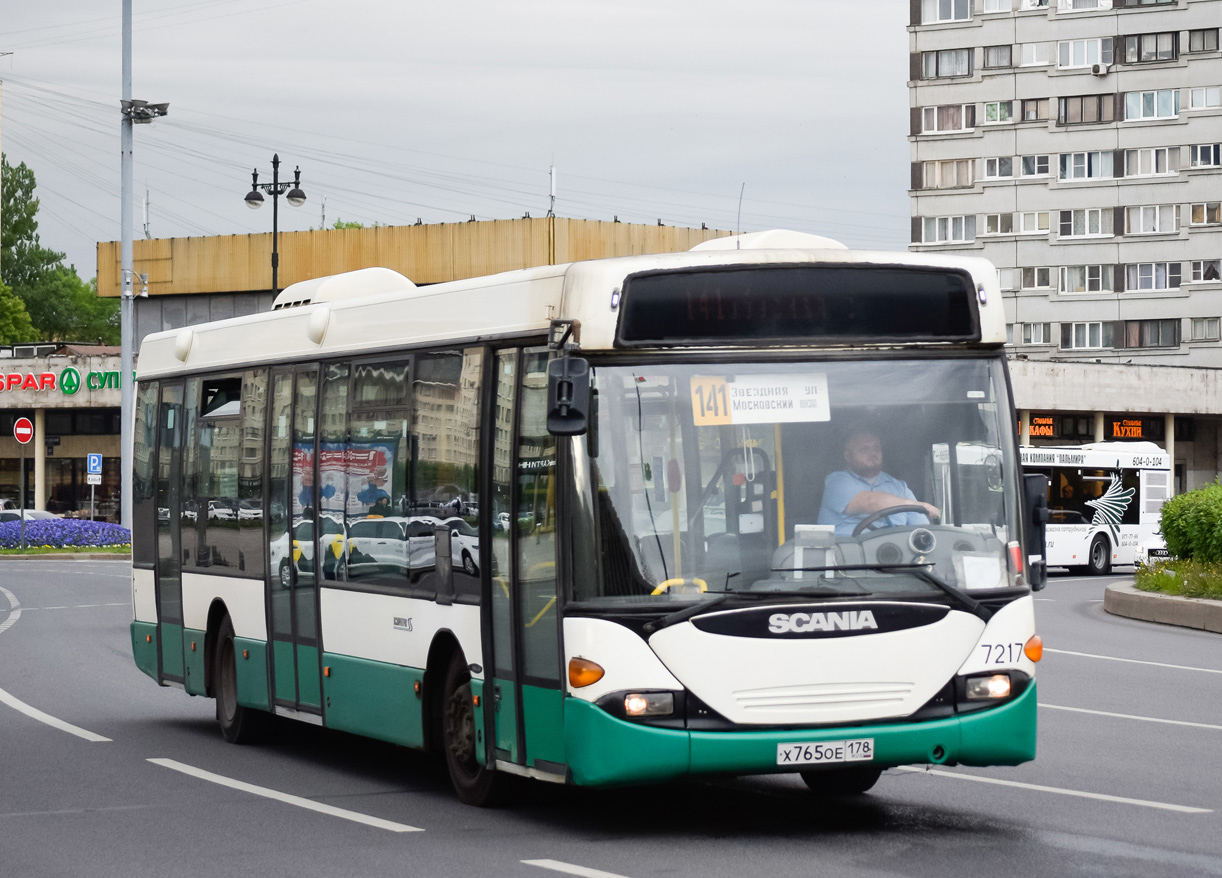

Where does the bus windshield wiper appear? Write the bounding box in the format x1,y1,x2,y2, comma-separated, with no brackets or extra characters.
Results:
864,563,992,622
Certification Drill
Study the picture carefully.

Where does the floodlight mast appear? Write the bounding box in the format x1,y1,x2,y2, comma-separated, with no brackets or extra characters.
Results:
119,0,168,531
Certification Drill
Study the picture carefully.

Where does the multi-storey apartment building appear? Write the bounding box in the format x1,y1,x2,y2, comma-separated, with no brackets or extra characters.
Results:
909,0,1222,490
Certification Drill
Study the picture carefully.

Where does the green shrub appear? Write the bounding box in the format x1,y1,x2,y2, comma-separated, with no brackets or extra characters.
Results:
1159,481,1222,564
1135,559,1222,600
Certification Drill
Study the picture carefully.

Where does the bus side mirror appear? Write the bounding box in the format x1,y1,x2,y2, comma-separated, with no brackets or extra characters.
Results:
1023,473,1049,591
547,356,591,436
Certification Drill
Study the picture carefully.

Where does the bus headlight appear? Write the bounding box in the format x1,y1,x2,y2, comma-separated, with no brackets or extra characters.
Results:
965,674,1011,700
624,692,674,717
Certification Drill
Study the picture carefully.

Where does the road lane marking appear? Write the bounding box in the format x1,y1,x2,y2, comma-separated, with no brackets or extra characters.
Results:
0,685,111,742
0,585,21,634
148,758,423,832
523,861,634,878
1041,703,1222,731
895,766,1212,813
1045,648,1222,675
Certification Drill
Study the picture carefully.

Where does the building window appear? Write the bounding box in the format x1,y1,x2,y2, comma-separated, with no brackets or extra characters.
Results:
1126,262,1181,291
1123,33,1176,64
1060,264,1114,293
984,0,1013,11
1191,203,1222,225
1126,204,1180,234
1189,87,1222,110
1021,98,1050,121
1021,211,1050,233
1120,319,1179,349
1022,323,1052,345
1021,154,1050,176
1192,317,1221,340
1021,0,1049,7
922,0,970,23
922,215,977,243
984,45,1013,68
984,213,1015,234
1191,144,1221,167
1059,38,1113,68
1006,324,1015,345
985,156,1014,178
1059,208,1113,237
1022,267,1052,288
922,104,975,133
923,49,972,78
1188,29,1219,54
1058,94,1116,125
1059,151,1114,179
1125,147,1171,176
1021,43,1052,66
1062,322,1112,351
923,159,974,189
998,268,1021,290
1192,261,1221,282
1057,0,1103,10
985,100,1014,123
1125,89,1179,120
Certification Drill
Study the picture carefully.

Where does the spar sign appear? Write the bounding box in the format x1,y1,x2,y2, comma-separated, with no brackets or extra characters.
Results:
14,417,34,445
0,367,122,395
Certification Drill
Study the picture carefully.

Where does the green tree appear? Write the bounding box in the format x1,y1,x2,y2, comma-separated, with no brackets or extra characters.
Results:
0,281,36,343
1,153,116,343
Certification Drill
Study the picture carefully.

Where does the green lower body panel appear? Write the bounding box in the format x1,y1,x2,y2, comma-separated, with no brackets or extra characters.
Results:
131,622,159,681
321,652,423,748
183,628,207,696
272,640,296,703
522,684,565,768
473,679,487,766
296,645,321,709
492,676,519,763
234,638,270,711
160,622,184,680
566,682,1038,788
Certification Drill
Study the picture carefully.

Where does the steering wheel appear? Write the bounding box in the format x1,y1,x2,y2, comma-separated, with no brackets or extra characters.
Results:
852,504,934,537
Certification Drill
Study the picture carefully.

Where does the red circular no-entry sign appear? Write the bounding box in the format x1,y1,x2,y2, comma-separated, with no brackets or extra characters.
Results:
13,417,33,445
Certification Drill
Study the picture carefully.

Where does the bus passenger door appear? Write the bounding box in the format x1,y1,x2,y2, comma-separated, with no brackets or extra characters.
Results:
267,367,323,715
154,381,186,683
486,348,565,774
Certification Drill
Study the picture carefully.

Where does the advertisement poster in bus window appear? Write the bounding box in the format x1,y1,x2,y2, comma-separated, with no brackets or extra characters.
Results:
293,441,403,518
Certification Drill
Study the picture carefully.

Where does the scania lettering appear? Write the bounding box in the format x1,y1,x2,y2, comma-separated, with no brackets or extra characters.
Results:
129,231,1043,806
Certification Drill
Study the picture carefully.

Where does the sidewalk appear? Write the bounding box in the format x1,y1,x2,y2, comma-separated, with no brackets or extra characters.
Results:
1104,582,1222,635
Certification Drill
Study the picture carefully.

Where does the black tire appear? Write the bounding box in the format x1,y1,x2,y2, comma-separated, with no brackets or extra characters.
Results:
800,766,883,796
214,615,268,744
442,651,506,806
462,551,477,576
278,560,292,589
1086,534,1112,576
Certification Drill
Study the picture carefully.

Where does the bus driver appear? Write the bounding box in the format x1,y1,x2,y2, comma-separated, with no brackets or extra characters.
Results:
818,431,941,535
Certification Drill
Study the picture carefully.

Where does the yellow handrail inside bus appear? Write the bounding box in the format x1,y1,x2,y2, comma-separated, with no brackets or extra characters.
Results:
651,577,708,596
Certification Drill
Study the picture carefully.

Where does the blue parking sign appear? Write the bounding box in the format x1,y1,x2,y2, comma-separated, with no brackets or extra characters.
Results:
87,453,103,475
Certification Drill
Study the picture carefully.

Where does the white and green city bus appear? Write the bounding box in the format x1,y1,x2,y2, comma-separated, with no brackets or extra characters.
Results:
130,231,1047,804
1021,441,1170,574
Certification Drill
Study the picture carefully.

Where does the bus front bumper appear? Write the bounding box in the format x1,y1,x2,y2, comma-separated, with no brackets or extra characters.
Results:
564,681,1037,787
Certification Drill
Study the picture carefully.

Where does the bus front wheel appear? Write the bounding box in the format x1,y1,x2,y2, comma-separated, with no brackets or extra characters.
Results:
442,651,506,806
800,765,883,796
214,615,268,744
1086,534,1112,576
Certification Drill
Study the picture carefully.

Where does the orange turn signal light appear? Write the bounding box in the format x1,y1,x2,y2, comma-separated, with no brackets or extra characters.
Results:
472,695,481,707
1024,634,1043,663
324,666,331,677
568,657,606,688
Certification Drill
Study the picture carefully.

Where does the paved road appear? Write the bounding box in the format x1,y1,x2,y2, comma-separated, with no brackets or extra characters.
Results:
0,561,1220,877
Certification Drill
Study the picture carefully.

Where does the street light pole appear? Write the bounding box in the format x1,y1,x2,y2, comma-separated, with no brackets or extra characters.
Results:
245,154,306,297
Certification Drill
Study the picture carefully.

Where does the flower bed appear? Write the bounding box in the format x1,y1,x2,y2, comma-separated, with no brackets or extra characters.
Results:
0,519,131,550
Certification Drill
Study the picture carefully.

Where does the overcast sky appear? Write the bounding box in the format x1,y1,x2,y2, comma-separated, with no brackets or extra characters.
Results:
1,0,911,280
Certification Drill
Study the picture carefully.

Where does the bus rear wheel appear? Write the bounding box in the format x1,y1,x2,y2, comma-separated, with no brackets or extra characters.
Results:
214,615,268,744
1086,534,1112,576
442,651,506,806
800,766,883,796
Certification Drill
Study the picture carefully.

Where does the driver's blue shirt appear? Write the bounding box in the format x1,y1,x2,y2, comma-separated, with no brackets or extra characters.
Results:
818,469,929,535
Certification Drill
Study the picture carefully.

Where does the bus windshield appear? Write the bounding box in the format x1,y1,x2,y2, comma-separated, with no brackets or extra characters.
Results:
571,357,1020,604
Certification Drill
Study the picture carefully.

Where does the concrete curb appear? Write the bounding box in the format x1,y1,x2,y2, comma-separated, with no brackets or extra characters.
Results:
1104,583,1222,634
0,553,131,561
